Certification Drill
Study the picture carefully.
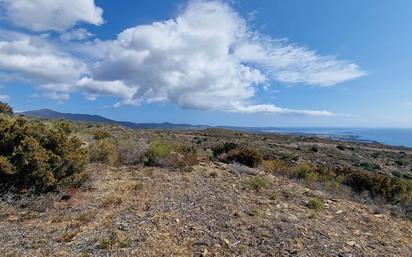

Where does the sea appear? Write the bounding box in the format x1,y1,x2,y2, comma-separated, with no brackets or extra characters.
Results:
260,128,412,148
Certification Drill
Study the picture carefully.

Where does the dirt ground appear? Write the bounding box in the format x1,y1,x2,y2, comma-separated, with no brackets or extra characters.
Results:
0,161,411,257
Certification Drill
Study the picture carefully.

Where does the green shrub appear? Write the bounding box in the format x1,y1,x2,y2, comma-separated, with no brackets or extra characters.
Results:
92,128,112,140
0,156,13,175
89,140,119,166
143,140,198,169
293,163,318,183
248,176,270,191
226,148,262,168
306,197,324,211
212,142,238,157
263,159,289,175
143,140,174,166
0,101,13,115
0,115,88,192
213,142,262,168
339,167,412,203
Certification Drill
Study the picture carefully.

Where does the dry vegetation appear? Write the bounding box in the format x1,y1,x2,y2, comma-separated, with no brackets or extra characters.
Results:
0,101,412,256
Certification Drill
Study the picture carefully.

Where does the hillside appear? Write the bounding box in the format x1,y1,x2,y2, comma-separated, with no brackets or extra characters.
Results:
1,161,411,257
21,109,208,130
0,119,411,256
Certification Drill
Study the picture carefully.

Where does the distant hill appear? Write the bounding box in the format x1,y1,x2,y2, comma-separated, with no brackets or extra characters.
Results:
21,109,209,130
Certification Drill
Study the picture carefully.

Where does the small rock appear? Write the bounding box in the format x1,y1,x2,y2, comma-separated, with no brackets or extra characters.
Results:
346,241,357,247
7,215,18,222
223,238,230,246
202,248,208,256
336,210,343,214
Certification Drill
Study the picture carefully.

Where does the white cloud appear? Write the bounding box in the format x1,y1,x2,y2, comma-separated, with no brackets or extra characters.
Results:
76,77,137,100
60,28,94,41
234,41,365,86
232,104,334,116
0,94,10,101
0,36,86,84
79,1,363,115
0,0,103,32
0,0,364,116
404,101,412,107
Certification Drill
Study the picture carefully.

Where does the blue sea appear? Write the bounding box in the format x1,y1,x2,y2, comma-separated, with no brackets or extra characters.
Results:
261,128,412,148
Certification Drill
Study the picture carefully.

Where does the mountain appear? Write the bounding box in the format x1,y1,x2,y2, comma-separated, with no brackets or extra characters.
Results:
20,109,209,130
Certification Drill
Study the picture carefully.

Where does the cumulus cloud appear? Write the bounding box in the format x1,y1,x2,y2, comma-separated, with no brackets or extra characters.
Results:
0,0,103,32
80,1,364,115
0,0,365,116
0,36,87,84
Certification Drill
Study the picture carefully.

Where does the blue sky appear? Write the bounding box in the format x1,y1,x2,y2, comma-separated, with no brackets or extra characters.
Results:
0,0,411,127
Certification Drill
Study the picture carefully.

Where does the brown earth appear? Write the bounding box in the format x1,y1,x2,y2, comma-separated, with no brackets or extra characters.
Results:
1,161,411,257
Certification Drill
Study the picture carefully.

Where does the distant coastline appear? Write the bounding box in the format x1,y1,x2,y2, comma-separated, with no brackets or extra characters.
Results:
258,128,412,148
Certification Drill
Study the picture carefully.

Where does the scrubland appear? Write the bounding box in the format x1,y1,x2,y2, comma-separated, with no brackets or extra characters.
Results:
0,103,411,256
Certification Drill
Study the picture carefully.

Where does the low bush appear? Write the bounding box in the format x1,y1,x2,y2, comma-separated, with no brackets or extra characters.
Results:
225,148,262,168
353,162,380,171
212,142,238,157
306,197,324,211
92,128,112,140
248,176,270,191
341,168,412,203
117,139,148,165
261,159,289,174
293,163,318,183
89,140,119,166
0,101,13,115
143,140,198,169
212,142,262,168
0,113,88,193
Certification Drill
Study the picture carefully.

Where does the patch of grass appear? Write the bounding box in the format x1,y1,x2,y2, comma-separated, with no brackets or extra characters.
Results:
249,207,261,217
99,231,131,249
306,197,324,211
58,230,78,243
100,193,123,208
270,190,281,202
248,176,270,191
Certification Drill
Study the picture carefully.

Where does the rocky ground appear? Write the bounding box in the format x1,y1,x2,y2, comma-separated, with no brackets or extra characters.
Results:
0,160,411,257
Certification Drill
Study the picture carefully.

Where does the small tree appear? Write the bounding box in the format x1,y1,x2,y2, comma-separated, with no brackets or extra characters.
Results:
0,101,13,115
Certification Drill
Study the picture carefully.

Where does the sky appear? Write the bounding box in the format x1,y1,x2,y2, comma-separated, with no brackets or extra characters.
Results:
0,0,411,127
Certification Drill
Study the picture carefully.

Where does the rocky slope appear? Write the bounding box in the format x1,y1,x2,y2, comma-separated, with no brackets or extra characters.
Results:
1,161,411,257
